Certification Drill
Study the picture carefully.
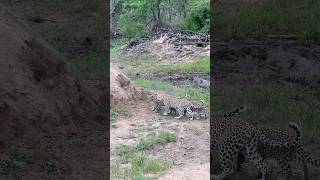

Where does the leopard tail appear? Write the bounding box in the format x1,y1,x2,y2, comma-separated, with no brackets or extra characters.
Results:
288,122,302,145
296,146,320,167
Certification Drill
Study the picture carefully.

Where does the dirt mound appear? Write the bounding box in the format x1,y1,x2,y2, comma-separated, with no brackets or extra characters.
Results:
0,7,104,148
110,62,150,106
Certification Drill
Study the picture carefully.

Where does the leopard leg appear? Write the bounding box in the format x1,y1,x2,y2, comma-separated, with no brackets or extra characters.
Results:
236,150,245,171
213,144,237,180
152,104,158,112
189,113,194,120
174,114,183,119
163,105,171,115
174,108,184,119
245,138,267,180
276,150,291,180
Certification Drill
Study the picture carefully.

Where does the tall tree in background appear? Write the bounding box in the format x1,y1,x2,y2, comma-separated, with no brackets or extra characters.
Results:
115,0,209,38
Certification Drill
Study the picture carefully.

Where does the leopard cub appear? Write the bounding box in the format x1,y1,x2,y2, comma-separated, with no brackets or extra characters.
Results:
186,100,208,120
149,92,205,120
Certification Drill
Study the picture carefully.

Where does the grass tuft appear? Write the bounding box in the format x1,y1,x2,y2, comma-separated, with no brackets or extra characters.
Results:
156,131,176,144
156,57,210,74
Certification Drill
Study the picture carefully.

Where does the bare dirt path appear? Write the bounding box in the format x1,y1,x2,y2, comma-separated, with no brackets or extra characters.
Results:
111,101,210,179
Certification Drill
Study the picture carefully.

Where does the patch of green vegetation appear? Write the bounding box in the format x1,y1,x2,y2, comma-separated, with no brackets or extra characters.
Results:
130,124,147,135
182,0,210,32
111,162,122,179
110,108,131,125
133,78,174,93
129,153,172,177
156,131,176,144
146,124,159,132
132,78,209,107
213,84,320,139
136,130,176,151
110,110,119,123
112,150,171,179
131,175,155,180
69,50,108,79
111,38,129,48
0,150,28,177
214,0,320,42
114,145,137,164
156,57,209,74
136,137,155,151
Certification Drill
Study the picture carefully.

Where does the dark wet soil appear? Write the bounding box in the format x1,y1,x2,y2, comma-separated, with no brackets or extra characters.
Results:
212,39,320,88
153,73,210,89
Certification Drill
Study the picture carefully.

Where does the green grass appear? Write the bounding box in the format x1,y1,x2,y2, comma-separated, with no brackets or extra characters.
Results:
214,0,320,42
136,137,155,151
110,110,119,123
0,145,64,178
110,108,131,124
114,145,137,164
156,131,176,144
136,130,176,151
112,143,173,179
0,150,28,178
156,57,210,74
115,130,176,164
69,50,108,79
110,40,209,76
111,162,122,179
112,129,176,178
212,84,320,140
132,78,209,107
128,153,172,178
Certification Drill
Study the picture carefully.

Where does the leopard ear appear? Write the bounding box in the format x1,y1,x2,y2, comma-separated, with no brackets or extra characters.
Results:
199,100,205,106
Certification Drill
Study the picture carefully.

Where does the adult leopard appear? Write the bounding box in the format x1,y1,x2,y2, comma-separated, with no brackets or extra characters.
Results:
211,106,294,180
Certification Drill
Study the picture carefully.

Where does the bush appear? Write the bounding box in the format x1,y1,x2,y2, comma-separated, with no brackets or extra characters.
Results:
183,0,210,32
